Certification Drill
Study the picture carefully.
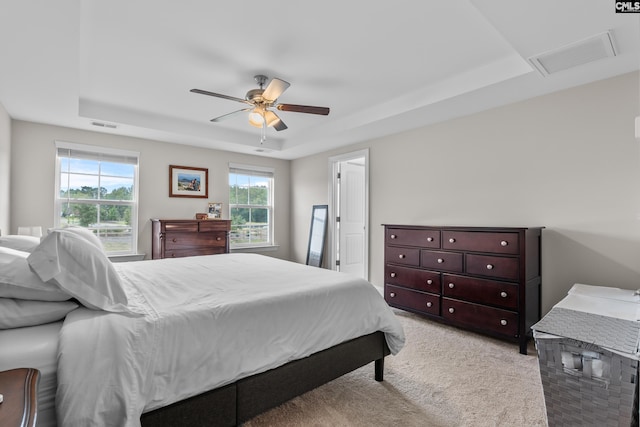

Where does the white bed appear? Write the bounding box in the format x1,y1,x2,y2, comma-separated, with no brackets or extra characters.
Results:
0,230,405,427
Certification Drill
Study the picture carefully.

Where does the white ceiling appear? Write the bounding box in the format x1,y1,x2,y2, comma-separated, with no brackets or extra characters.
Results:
1,1,638,160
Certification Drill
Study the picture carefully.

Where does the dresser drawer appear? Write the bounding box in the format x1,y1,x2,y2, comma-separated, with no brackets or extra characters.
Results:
421,250,463,273
385,285,440,316
165,232,227,250
442,274,518,310
164,247,227,258
466,254,519,280
442,298,518,337
385,265,440,293
199,220,230,232
442,231,519,254
385,246,420,266
387,228,440,248
163,222,199,232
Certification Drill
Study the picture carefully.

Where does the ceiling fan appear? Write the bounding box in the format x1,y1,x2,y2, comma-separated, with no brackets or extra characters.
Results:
190,75,330,140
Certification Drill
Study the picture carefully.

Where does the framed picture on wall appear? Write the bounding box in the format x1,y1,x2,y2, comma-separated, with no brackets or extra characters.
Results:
207,202,222,219
169,165,208,198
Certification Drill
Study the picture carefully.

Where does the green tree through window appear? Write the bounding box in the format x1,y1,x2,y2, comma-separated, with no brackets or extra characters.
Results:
229,164,274,247
55,142,139,255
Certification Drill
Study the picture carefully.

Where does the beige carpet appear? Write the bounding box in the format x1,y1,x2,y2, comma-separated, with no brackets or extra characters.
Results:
244,310,548,426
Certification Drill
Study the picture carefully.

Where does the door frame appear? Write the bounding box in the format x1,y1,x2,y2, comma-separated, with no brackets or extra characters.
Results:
327,148,369,279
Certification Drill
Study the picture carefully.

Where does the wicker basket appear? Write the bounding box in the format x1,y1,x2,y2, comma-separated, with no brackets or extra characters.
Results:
535,332,639,426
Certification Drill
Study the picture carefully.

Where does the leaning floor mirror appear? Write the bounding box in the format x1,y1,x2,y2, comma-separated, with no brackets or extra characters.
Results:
306,205,328,267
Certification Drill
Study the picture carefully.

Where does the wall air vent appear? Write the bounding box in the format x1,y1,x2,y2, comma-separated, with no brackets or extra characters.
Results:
91,121,117,129
528,31,616,77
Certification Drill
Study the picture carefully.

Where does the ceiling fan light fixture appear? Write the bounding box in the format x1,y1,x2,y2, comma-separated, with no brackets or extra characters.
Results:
264,110,279,127
248,107,265,128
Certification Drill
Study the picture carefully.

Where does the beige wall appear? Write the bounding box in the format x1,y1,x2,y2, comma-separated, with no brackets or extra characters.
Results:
6,73,640,314
291,72,640,315
10,121,291,260
0,102,10,234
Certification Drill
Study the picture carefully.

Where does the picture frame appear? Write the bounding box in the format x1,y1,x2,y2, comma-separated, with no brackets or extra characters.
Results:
169,165,208,198
208,202,222,219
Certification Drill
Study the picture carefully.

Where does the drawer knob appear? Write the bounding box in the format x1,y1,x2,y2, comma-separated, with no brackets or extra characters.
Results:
426,301,432,308
500,240,508,247
427,237,433,242
448,283,455,289
389,292,396,298
448,307,455,314
172,238,177,242
449,238,456,243
390,234,397,239
216,237,221,241
486,264,494,270
437,258,444,263
390,272,396,278
500,291,508,298
426,279,433,285
500,319,508,326
398,254,405,259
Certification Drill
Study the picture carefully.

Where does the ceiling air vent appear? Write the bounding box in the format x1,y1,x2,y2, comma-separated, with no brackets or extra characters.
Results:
528,31,616,76
91,121,117,129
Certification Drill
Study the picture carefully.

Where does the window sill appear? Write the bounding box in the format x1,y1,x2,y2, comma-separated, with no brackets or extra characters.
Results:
109,253,146,262
230,245,280,253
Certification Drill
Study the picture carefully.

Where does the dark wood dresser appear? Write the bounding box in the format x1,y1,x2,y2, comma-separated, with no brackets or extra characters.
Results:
151,219,231,259
383,225,543,354
0,368,40,427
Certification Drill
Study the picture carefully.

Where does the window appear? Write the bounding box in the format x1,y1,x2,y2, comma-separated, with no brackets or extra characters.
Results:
228,163,274,248
55,141,139,255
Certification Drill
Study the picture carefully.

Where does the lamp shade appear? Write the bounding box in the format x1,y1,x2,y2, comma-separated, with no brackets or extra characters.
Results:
248,108,265,128
264,110,281,128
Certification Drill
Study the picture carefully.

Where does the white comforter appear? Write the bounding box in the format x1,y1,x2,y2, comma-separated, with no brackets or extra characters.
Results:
55,253,405,427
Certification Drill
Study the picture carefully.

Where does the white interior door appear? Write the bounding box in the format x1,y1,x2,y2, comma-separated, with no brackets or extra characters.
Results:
329,150,368,280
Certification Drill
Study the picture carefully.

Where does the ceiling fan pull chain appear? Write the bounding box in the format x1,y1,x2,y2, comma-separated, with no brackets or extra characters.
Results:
261,120,267,143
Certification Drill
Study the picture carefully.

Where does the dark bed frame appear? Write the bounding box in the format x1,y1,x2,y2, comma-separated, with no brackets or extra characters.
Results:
140,331,390,426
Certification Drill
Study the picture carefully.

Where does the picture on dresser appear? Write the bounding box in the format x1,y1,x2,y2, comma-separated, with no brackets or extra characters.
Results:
208,202,222,219
169,165,209,198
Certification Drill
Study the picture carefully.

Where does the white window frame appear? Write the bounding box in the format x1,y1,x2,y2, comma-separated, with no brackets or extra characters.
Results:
54,141,140,255
228,163,275,249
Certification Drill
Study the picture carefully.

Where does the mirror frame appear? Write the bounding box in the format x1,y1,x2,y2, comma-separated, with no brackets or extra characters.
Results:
306,204,328,267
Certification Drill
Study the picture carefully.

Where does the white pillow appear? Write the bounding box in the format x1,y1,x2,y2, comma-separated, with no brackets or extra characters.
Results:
0,235,41,253
0,247,70,301
52,226,104,251
0,298,79,329
27,229,134,313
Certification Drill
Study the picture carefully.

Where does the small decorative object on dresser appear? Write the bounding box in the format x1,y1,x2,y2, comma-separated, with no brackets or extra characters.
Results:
383,225,543,354
151,219,231,259
207,202,222,219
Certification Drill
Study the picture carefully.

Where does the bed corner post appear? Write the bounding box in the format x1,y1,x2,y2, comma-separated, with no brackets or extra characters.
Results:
375,357,384,381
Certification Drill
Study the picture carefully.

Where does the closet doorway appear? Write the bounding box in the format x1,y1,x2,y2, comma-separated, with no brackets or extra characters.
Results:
328,149,369,280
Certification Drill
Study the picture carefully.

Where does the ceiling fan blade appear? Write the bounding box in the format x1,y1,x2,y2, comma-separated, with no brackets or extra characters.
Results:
262,78,290,102
277,104,330,115
265,110,288,131
210,108,251,122
190,88,253,105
